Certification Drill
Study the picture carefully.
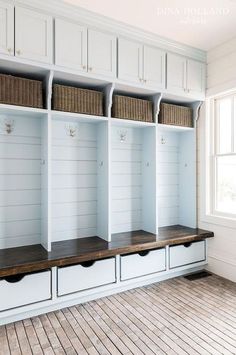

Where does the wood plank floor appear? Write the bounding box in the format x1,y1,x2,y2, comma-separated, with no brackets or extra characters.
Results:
1,274,236,355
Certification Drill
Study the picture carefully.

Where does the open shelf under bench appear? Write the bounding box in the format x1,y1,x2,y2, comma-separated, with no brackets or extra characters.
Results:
0,225,214,278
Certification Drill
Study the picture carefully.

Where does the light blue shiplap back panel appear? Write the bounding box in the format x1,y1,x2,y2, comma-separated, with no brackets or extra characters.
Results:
111,125,142,233
52,119,98,242
142,127,158,234
111,124,157,234
0,114,42,249
157,128,180,227
179,129,196,228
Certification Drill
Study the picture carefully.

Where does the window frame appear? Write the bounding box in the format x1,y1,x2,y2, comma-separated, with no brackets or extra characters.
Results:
209,93,236,219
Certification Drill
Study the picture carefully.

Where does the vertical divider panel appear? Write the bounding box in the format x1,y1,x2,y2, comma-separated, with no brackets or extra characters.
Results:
179,129,196,228
41,70,53,251
142,126,158,234
97,84,113,241
97,120,110,241
179,102,201,228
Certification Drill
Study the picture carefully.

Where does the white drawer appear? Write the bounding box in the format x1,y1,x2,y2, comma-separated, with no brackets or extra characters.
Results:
0,270,51,312
58,257,116,296
169,241,206,269
121,248,166,281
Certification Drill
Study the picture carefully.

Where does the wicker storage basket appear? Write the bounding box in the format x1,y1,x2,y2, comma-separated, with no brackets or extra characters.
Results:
0,73,43,108
159,103,193,128
52,84,104,116
112,95,153,122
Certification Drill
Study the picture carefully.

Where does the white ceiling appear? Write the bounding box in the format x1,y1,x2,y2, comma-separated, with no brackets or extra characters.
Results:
64,0,236,51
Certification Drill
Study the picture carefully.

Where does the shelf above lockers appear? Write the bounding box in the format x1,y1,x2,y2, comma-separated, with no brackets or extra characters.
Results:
51,110,108,124
158,123,194,132
51,70,114,117
0,104,48,118
111,85,162,123
0,60,52,110
110,117,156,128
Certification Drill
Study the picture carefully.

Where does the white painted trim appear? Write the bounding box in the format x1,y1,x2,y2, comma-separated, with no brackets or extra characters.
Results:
209,253,236,267
200,93,236,229
207,255,236,283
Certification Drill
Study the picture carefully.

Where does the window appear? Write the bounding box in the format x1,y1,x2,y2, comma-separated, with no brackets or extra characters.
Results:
211,94,236,217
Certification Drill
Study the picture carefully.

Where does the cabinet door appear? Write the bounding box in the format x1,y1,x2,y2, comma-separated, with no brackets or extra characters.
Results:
167,53,186,95
55,18,87,72
15,6,53,64
88,29,116,78
143,45,166,89
118,38,143,84
187,59,205,97
0,1,14,56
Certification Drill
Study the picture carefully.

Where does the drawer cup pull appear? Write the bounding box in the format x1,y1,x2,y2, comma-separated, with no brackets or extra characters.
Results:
183,242,192,248
80,260,96,268
138,250,150,257
2,275,25,283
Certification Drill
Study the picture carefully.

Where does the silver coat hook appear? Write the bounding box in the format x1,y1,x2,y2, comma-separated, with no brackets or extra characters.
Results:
65,124,78,138
1,118,15,134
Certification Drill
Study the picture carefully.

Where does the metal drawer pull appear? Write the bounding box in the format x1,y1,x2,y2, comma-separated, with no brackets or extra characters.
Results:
80,260,96,268
138,250,150,257
183,242,192,248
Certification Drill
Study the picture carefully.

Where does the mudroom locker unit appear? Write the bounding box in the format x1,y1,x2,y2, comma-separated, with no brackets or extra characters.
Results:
0,0,213,325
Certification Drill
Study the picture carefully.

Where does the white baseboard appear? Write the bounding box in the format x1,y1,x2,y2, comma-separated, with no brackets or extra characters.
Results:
207,255,236,283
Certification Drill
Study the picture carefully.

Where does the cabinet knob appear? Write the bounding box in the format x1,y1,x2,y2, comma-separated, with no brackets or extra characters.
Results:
89,67,93,71
82,65,86,70
144,79,147,83
16,50,21,55
139,78,142,83
7,48,12,54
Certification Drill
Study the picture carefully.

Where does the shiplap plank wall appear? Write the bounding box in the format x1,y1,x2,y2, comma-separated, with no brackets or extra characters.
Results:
111,126,143,234
207,37,236,94
157,130,179,227
51,121,98,241
199,36,236,281
0,116,42,249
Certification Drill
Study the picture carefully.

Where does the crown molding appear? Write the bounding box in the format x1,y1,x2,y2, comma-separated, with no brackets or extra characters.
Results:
11,0,206,62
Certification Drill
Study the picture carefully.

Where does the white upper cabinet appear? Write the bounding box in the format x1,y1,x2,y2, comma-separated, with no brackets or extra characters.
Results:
55,18,87,71
187,59,205,97
118,38,143,84
55,20,116,78
0,1,14,56
143,45,165,89
15,6,53,64
118,38,166,89
88,29,116,78
167,53,205,98
167,53,186,95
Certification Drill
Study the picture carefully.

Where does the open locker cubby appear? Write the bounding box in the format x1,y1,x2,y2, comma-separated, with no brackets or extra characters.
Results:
110,122,157,235
157,122,197,229
0,111,49,250
51,116,109,243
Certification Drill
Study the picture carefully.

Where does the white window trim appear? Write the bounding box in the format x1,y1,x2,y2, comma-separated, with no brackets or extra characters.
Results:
200,94,236,230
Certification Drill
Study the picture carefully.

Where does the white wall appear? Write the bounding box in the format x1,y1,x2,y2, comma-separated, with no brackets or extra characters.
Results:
198,37,236,282
207,37,236,97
